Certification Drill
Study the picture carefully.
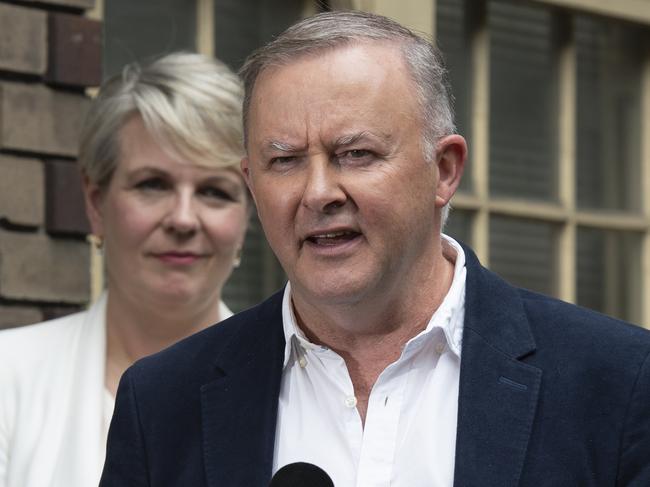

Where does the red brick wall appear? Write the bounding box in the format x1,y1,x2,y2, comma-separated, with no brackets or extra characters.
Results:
0,0,100,328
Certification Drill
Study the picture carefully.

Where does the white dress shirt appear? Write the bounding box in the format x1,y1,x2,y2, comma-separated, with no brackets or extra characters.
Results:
273,235,466,486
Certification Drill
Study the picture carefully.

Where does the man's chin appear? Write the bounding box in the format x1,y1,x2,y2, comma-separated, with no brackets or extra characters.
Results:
293,277,376,308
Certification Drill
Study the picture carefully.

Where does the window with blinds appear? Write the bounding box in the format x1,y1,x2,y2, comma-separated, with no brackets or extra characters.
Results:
213,0,305,70
434,0,648,325
488,0,557,202
575,16,644,212
445,207,473,246
103,0,197,78
577,228,642,323
489,215,558,295
223,217,285,312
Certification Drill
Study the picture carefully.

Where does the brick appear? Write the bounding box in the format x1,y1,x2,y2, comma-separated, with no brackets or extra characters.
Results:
0,155,44,227
46,13,102,87
0,82,90,157
0,304,42,329
20,0,95,9
0,230,90,303
45,159,90,235
0,3,46,75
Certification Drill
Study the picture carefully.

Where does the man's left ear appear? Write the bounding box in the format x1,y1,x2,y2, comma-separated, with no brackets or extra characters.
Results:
435,134,467,208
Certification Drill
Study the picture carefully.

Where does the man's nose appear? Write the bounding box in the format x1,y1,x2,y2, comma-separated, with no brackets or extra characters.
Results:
162,190,200,235
301,157,347,213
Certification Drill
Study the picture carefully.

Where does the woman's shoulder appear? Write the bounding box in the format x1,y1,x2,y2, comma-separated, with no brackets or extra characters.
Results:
0,302,107,487
0,308,92,371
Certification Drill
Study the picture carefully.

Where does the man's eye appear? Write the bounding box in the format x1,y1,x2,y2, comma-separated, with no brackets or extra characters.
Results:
347,149,371,158
134,178,167,191
338,149,373,163
199,186,235,202
270,156,297,165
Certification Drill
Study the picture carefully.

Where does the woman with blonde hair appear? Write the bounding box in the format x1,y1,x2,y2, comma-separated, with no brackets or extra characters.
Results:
0,52,250,487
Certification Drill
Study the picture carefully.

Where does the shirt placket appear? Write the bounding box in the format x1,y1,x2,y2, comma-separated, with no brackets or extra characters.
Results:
311,345,365,469
355,365,408,487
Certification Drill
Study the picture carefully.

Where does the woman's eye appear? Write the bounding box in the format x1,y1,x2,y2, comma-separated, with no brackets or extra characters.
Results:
199,186,236,202
134,177,168,191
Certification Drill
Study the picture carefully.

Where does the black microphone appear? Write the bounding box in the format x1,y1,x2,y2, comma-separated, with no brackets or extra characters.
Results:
269,462,335,487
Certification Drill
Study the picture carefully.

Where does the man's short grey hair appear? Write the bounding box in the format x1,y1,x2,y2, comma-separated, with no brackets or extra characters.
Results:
79,52,244,188
239,10,456,159
239,10,456,225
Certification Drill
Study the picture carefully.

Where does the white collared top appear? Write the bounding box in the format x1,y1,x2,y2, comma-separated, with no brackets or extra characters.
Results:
273,235,466,487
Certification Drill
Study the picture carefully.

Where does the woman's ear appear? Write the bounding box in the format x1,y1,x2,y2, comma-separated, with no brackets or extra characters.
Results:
435,134,467,208
82,173,105,238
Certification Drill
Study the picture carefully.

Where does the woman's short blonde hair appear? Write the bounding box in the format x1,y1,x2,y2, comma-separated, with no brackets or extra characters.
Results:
79,52,244,187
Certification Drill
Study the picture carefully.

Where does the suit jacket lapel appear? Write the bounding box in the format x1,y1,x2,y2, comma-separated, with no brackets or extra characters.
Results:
200,292,286,487
454,246,542,487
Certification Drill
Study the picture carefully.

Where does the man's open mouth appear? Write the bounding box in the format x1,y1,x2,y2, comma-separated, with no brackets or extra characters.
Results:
305,230,361,246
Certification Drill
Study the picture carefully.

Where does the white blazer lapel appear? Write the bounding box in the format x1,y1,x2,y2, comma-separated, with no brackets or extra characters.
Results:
50,293,108,487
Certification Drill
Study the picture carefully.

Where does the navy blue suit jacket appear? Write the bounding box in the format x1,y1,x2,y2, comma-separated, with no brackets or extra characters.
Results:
100,246,650,486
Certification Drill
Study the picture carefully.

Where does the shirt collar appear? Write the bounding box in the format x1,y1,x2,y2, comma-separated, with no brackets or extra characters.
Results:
281,234,467,367
281,284,311,367
414,234,466,357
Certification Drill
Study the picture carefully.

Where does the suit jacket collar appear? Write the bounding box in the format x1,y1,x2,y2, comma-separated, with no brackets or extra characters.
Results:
462,244,537,359
454,244,542,487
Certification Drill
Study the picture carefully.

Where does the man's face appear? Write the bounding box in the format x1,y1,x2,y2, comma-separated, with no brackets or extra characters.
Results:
242,42,463,308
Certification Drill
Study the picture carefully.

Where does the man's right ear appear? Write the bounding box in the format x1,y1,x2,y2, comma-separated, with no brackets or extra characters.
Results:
240,157,250,180
240,157,257,207
82,174,105,239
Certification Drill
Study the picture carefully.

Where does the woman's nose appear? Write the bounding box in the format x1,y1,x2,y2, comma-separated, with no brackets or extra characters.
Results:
162,191,199,235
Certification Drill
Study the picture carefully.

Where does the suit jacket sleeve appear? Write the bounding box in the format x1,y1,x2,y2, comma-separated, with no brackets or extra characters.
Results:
618,350,650,486
99,366,150,487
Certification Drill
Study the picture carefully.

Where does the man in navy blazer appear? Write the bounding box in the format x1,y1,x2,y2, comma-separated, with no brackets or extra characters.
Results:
100,11,650,487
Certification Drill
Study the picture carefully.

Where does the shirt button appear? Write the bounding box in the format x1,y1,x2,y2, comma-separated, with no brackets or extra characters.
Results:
298,356,307,368
435,342,446,354
344,395,357,408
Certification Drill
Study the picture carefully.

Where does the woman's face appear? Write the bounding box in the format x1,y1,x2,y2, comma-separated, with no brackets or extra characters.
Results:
84,115,248,311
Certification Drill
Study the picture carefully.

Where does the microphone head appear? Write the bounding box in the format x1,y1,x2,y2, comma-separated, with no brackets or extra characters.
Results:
269,462,334,487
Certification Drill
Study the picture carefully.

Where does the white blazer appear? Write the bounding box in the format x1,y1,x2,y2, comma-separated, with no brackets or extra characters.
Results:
0,293,232,487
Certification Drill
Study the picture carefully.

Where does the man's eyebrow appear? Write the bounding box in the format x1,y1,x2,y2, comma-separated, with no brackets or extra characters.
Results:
334,131,391,146
265,140,302,152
